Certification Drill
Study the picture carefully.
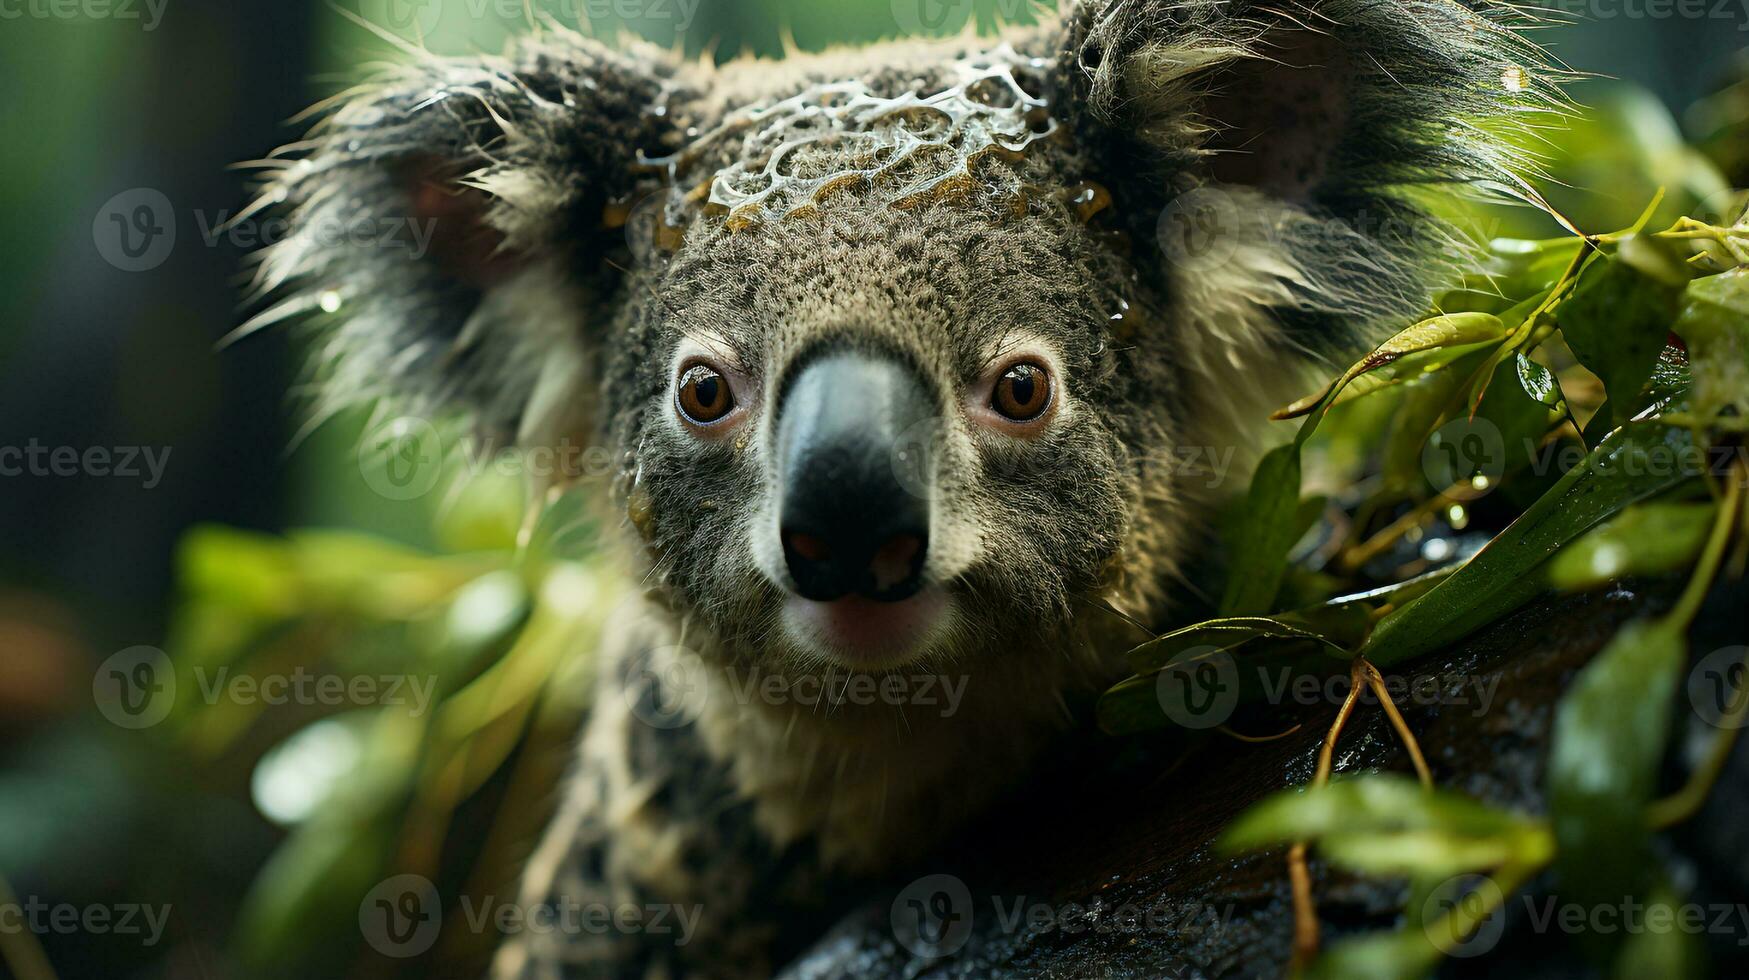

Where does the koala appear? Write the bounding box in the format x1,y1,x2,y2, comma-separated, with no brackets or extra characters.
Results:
248,2,1559,975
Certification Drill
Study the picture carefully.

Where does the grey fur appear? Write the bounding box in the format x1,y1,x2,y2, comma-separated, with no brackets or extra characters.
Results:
246,4,1564,976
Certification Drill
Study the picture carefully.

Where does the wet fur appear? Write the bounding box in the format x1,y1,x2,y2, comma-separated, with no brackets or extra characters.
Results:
249,3,1564,975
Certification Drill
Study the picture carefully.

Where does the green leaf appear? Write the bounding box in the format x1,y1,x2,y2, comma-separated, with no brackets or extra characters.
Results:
1557,236,1688,426
1361,424,1703,667
1099,573,1455,734
1611,881,1709,980
1319,831,1531,880
1378,350,1493,495
1547,502,1716,590
1274,313,1509,420
1673,267,1749,421
1221,775,1528,852
1548,619,1688,956
1124,617,1346,674
1218,444,1305,616
1516,353,1563,409
1305,929,1445,980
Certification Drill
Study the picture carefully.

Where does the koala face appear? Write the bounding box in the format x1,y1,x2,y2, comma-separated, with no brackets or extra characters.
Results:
616,191,1143,671
253,1,1559,681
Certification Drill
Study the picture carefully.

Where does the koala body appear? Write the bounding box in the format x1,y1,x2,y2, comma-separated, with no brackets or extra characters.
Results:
253,3,1560,975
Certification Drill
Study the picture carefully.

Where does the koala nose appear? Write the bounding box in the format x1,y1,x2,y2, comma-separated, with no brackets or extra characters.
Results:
776,352,933,602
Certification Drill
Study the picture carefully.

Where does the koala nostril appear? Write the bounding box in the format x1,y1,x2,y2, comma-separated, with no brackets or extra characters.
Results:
787,532,831,564
869,533,924,595
781,524,929,603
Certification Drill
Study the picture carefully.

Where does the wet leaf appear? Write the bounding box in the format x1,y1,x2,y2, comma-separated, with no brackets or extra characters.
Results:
1611,881,1708,980
1219,444,1306,616
1362,424,1703,667
1099,575,1451,734
1221,775,1530,850
1548,619,1687,956
1516,353,1563,409
1547,502,1716,590
1673,267,1749,420
1124,617,1346,674
1319,830,1533,880
1304,928,1445,980
1557,237,1688,426
1274,313,1509,420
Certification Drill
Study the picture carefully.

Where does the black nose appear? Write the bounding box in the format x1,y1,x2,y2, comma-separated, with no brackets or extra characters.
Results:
776,351,934,602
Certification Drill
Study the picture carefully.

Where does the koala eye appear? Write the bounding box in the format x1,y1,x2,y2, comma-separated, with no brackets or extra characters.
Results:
991,362,1052,422
676,363,737,426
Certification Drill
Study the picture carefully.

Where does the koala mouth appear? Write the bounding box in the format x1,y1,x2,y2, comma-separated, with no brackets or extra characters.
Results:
780,588,954,669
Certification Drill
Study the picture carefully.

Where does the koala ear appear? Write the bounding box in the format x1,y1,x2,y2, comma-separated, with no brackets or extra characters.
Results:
1056,0,1566,334
1049,1,1566,447
243,30,684,452
1069,0,1564,198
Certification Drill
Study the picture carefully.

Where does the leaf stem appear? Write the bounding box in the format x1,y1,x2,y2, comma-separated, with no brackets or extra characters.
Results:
1362,659,1434,789
1647,461,1747,829
1665,460,1743,631
1290,659,1368,971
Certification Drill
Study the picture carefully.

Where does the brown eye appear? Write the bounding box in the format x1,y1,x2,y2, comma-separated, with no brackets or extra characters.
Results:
677,363,736,426
991,362,1052,422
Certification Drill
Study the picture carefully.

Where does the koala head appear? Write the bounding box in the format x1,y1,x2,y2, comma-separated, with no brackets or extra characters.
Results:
251,2,1557,682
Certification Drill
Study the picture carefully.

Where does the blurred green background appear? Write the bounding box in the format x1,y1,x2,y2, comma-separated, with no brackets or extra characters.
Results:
0,2,1745,977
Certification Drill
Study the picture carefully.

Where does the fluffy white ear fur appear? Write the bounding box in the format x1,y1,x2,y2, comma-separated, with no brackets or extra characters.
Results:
1070,0,1569,471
